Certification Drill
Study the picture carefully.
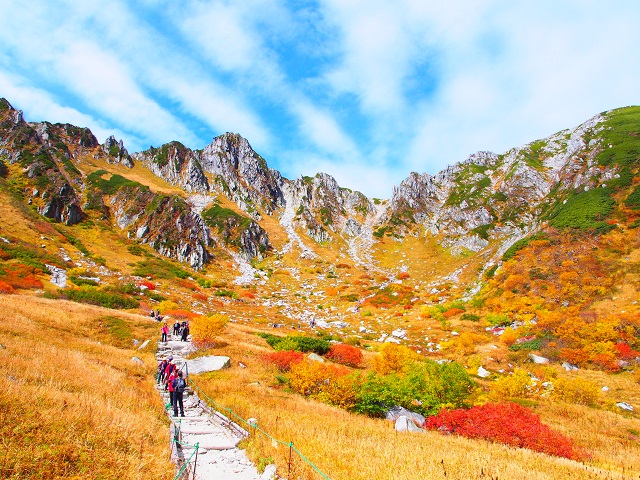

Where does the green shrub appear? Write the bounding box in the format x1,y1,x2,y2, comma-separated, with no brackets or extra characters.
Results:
61,287,139,309
486,314,510,327
352,360,473,417
548,188,615,233
509,338,542,351
259,333,330,355
461,313,480,322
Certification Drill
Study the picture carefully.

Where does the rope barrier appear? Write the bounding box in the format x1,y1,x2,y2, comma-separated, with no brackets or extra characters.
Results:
188,378,331,480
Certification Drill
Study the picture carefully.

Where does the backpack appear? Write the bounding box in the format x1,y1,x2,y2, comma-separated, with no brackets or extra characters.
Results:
174,378,186,393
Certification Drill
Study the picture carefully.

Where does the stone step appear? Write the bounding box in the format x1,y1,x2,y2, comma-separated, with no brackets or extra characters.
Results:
182,433,242,451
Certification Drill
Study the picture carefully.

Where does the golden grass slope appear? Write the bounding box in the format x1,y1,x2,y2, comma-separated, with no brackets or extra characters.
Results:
0,295,173,479
191,323,640,480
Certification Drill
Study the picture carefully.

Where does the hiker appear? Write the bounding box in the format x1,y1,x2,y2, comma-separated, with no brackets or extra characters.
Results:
157,359,168,384
167,368,178,411
172,371,186,417
150,310,156,320
163,359,176,390
181,321,189,342
161,322,169,342
173,320,180,336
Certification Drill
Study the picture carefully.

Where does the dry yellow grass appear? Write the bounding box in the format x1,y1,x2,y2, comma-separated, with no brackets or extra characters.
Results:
188,323,640,480
0,295,173,479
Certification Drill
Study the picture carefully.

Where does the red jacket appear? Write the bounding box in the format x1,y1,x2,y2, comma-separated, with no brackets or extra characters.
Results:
167,371,178,392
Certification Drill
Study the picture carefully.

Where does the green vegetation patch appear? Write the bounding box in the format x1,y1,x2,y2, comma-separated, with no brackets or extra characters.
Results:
99,315,132,347
548,187,615,233
202,203,252,230
60,287,139,309
509,338,542,351
87,170,144,195
624,185,640,210
595,106,640,169
352,360,473,417
132,258,190,279
0,241,62,270
258,333,330,355
502,232,548,262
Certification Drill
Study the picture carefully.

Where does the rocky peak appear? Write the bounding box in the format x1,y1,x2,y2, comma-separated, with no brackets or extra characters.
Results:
102,135,133,168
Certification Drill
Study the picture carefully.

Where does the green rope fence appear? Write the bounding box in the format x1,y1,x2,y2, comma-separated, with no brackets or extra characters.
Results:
188,379,331,480
171,418,200,480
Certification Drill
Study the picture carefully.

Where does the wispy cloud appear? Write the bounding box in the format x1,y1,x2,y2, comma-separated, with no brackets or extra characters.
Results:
0,0,639,197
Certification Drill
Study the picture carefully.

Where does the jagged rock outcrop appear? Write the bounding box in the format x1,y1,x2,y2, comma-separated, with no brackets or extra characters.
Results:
102,135,133,168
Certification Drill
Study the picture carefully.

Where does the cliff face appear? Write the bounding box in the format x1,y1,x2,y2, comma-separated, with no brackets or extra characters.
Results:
1,95,637,274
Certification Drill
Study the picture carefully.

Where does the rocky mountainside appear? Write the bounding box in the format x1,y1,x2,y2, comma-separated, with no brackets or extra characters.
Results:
1,96,639,277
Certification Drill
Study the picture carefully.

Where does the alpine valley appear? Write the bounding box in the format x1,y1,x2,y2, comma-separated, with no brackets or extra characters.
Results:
1,96,640,480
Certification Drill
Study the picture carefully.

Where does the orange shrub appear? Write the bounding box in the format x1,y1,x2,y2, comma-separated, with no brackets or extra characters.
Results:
325,287,339,296
192,293,208,302
336,263,352,269
442,308,465,318
178,279,198,291
164,309,198,320
397,272,410,280
0,264,43,289
240,291,256,299
326,344,363,367
0,280,15,294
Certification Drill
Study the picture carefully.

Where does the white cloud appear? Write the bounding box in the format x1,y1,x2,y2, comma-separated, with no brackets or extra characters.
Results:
0,70,133,145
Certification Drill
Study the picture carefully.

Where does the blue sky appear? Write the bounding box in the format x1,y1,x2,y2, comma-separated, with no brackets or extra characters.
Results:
0,1,639,198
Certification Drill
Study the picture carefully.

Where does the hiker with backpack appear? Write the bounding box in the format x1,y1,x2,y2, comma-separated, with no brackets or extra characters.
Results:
157,359,167,384
173,320,180,337
166,368,178,411
163,359,176,390
172,371,187,417
181,321,190,342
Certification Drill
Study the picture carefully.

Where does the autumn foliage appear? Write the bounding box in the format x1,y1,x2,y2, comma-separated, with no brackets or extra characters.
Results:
0,263,44,290
424,402,580,460
190,313,228,348
262,350,304,372
326,343,364,367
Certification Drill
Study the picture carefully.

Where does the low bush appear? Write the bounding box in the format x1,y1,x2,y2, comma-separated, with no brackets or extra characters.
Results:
288,361,350,397
424,402,580,460
326,344,363,367
262,350,304,372
61,287,139,309
259,333,330,355
353,360,474,417
551,376,600,406
509,338,542,351
191,313,228,348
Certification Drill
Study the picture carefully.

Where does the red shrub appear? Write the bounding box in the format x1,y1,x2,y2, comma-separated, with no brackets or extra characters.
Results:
262,350,304,372
397,272,410,280
615,342,640,360
240,291,256,299
192,293,208,302
0,280,15,294
325,343,363,367
424,402,580,460
138,280,156,290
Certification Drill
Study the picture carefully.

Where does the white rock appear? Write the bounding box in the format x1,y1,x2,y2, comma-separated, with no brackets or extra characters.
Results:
261,464,278,480
308,353,325,363
616,402,634,412
131,356,144,366
392,329,407,339
529,354,550,364
186,356,231,374
477,366,491,378
601,386,609,392
395,416,424,433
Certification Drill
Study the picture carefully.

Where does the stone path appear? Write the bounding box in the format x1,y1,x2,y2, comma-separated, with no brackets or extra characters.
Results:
156,334,272,480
